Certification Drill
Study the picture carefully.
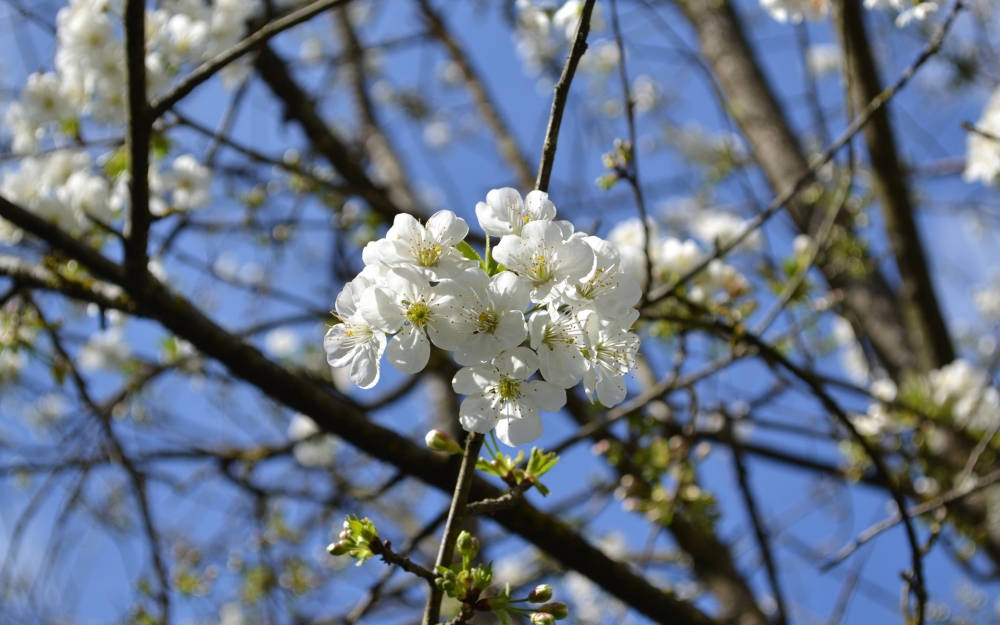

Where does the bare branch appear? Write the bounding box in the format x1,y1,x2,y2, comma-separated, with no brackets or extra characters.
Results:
536,0,597,193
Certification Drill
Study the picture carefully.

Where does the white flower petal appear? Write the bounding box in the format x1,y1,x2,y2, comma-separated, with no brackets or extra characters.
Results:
494,346,539,379
386,326,429,374
496,403,543,446
520,380,567,412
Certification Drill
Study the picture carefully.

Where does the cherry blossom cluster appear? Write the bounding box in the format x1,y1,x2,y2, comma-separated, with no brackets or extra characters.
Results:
608,217,751,304
6,0,260,153
758,0,938,27
1,0,229,241
324,189,642,446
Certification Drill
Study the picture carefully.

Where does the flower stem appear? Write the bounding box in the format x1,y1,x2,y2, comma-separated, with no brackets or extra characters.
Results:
421,431,484,624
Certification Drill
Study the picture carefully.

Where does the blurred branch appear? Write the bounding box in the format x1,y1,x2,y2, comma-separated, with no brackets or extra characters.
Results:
148,0,354,120
254,44,421,220
729,417,788,625
417,0,536,190
833,0,957,372
824,466,1000,570
335,7,422,213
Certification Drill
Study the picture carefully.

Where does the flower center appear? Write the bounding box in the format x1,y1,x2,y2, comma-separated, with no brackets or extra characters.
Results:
475,309,499,334
415,244,443,267
529,254,554,286
405,301,431,327
497,375,521,403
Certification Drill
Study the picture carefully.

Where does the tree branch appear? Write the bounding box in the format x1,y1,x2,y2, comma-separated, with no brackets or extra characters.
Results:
535,0,597,193
833,0,956,372
148,0,354,121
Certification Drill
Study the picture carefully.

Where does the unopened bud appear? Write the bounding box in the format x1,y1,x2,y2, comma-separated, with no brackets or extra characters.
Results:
528,584,553,603
425,429,462,454
327,542,350,556
531,613,556,625
538,602,569,620
456,531,479,559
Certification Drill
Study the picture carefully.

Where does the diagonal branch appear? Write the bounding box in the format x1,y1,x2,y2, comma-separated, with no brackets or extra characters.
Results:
254,44,421,221
148,0,354,121
416,0,536,190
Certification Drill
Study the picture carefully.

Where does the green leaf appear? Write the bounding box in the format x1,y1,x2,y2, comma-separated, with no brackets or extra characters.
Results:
456,240,482,262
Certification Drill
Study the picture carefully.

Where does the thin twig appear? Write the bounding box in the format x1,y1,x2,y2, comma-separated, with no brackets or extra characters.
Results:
646,0,964,304
148,0,354,120
535,0,597,193
422,432,484,624
466,481,532,515
609,0,653,299
730,417,789,625
823,467,1000,571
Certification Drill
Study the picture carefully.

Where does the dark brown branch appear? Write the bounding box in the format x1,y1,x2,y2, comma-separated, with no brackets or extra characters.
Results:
665,0,955,380
369,538,438,585
535,0,597,193
123,0,151,279
334,8,422,213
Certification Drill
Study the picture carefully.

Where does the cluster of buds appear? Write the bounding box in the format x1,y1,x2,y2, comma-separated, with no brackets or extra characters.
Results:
436,531,491,604
596,139,634,190
326,515,379,566
477,444,560,496
491,583,569,625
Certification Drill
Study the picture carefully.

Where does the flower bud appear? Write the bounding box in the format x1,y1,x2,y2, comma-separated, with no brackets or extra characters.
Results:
456,530,479,559
327,541,350,556
531,613,556,625
538,602,569,620
425,429,462,454
528,584,553,603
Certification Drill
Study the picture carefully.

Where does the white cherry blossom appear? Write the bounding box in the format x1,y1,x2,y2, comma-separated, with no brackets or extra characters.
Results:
452,347,566,446
965,85,1000,186
156,154,212,212
364,210,477,280
581,312,640,408
759,0,828,23
561,236,641,321
492,220,596,304
529,306,588,388
448,269,531,366
608,217,658,289
325,274,387,388
476,187,557,238
359,266,474,374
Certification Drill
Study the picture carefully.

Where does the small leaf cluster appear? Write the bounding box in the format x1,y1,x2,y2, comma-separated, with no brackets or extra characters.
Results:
477,437,560,495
